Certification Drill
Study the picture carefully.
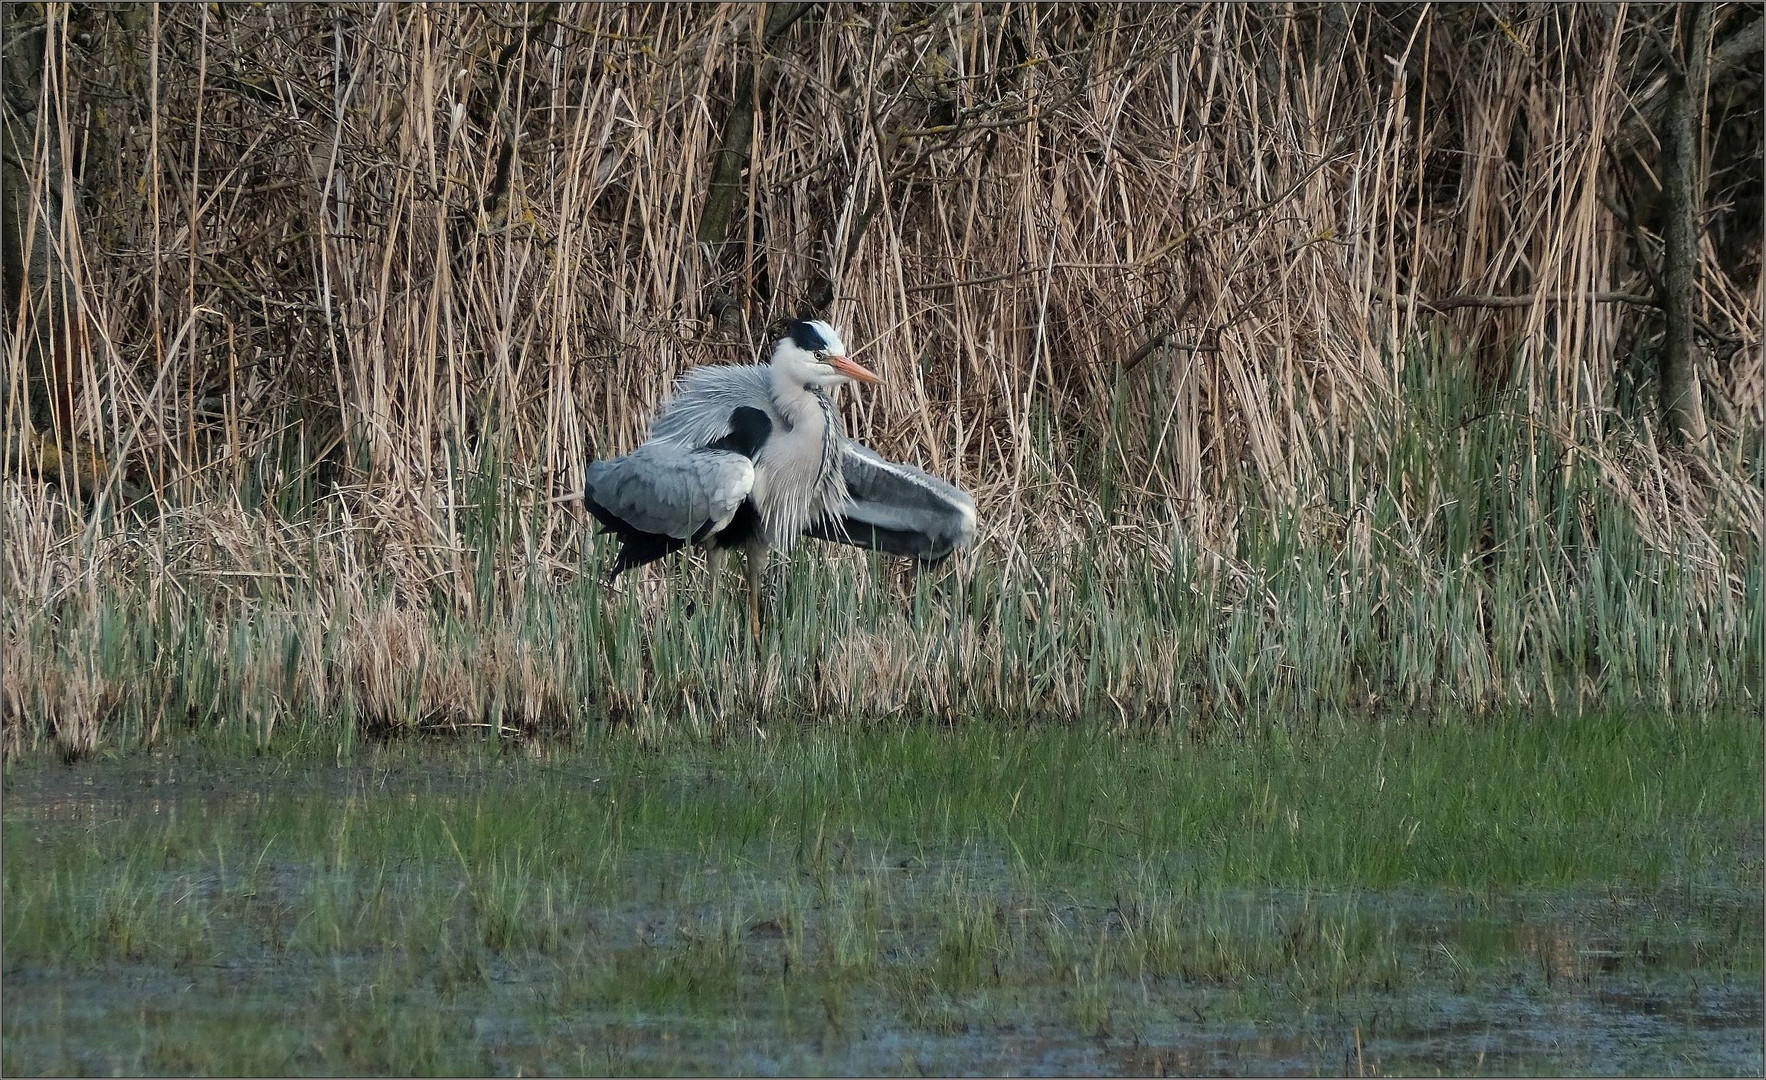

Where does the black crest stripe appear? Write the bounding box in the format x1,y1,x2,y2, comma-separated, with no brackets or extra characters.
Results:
787,320,830,352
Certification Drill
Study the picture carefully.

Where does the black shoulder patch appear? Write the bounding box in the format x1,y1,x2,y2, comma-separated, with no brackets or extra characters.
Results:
786,320,829,352
709,405,773,459
728,406,773,457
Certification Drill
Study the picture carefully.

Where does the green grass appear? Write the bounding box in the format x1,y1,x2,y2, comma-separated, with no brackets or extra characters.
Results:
5,351,1760,755
5,714,1761,1075
4,349,1760,1071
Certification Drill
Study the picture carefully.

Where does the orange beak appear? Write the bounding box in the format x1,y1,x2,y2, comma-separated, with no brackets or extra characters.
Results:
829,354,882,385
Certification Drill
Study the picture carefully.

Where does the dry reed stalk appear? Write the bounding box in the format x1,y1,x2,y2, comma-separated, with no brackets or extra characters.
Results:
1,4,1759,747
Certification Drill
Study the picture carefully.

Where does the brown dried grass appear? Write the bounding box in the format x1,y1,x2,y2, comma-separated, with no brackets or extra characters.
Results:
2,4,1759,748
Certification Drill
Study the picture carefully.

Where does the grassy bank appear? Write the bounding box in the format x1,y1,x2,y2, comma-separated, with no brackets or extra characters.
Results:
6,363,1759,754
5,5,1761,752
5,713,1760,1074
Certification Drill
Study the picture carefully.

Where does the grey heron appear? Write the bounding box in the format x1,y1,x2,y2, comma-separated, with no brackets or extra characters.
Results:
583,319,977,629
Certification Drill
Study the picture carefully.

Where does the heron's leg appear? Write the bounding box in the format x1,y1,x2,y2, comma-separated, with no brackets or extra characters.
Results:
700,545,724,622
744,542,766,638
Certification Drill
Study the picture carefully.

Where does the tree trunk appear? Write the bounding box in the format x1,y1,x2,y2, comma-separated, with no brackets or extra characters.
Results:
697,3,812,330
2,1,53,427
1,7,145,507
696,4,811,251
1658,2,1712,445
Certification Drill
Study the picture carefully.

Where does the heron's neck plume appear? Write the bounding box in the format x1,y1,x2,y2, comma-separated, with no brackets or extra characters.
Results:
756,351,848,548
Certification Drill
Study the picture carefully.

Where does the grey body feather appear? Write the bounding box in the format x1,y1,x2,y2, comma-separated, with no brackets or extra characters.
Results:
649,364,847,549
584,442,754,542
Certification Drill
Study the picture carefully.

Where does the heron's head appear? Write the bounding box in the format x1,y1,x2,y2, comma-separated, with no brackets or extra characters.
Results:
770,320,881,388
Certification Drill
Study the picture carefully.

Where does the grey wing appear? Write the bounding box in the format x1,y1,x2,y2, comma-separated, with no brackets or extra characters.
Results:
648,365,781,447
585,443,755,540
803,442,978,562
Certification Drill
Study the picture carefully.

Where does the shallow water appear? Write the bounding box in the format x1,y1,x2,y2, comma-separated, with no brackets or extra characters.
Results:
4,736,1761,1076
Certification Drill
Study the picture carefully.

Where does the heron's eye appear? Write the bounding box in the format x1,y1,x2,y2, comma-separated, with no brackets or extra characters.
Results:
813,350,828,363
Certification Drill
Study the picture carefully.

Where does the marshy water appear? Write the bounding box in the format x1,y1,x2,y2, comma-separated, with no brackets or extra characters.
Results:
4,718,1760,1076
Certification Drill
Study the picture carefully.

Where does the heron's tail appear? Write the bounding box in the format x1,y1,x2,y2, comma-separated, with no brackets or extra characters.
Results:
605,532,686,583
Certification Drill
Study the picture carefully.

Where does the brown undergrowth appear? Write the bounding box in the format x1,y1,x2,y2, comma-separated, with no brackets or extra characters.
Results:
3,5,1759,752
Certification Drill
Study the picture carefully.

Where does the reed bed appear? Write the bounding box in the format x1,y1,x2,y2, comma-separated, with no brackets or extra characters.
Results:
3,4,1760,753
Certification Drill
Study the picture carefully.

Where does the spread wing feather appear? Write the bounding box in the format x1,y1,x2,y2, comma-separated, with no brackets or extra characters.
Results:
804,441,978,562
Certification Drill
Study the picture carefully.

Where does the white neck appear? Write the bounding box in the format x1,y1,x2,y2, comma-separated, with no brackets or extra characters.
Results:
769,363,831,423
755,362,847,547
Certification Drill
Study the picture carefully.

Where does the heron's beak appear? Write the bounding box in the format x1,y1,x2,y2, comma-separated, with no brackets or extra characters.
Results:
829,354,882,385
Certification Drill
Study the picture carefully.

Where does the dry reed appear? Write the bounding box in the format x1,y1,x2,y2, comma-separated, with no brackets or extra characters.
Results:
3,4,1760,751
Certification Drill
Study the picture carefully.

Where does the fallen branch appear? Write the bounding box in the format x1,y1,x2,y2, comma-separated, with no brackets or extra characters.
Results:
1423,291,1661,312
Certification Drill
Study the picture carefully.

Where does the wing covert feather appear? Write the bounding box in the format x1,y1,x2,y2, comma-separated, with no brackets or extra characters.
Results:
586,444,755,539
